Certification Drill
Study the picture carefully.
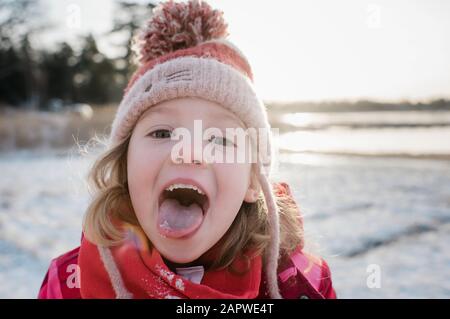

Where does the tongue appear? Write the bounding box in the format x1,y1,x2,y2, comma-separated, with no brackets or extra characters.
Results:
157,198,204,238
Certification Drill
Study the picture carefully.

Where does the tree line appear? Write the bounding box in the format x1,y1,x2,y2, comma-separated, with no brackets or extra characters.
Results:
0,0,155,110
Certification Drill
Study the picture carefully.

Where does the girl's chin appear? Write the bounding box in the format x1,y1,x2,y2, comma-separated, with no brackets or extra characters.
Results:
160,251,206,266
156,238,216,266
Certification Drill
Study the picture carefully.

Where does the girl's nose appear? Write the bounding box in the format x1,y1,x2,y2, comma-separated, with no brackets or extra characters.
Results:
187,148,206,167
178,141,207,167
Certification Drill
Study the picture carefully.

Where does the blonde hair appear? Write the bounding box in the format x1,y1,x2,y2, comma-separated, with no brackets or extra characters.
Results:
83,134,304,271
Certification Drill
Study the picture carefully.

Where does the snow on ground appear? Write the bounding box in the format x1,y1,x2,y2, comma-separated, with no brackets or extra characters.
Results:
0,149,92,298
0,150,449,298
273,155,450,298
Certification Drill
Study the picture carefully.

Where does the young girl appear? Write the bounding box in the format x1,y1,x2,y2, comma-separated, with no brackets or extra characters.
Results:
38,0,336,299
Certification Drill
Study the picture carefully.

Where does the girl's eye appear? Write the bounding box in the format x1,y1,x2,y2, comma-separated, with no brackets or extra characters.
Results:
209,135,235,147
149,129,172,139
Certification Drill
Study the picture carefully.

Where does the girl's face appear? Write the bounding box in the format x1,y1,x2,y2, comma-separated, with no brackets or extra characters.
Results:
127,97,259,264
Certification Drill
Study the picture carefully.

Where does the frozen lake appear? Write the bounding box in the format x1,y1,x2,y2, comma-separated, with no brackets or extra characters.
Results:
278,111,450,156
0,149,449,298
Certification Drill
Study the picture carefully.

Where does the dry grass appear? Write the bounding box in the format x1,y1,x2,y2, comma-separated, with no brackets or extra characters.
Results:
0,105,117,151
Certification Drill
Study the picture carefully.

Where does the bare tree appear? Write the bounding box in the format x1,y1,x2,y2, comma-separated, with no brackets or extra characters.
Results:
107,1,156,78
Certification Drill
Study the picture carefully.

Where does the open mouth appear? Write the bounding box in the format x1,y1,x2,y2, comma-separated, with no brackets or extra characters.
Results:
157,183,210,239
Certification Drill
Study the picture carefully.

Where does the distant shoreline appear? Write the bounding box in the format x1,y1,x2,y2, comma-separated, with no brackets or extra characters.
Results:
267,99,450,113
279,149,450,161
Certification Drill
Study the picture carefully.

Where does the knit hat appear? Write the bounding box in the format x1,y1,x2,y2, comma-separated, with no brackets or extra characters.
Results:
108,0,281,299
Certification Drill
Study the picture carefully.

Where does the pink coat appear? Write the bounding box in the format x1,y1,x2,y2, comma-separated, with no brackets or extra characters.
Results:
38,243,336,299
38,182,336,299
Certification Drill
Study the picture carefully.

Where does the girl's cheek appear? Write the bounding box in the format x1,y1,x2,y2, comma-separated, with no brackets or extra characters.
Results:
133,138,173,161
214,163,252,191
218,161,251,175
130,142,179,201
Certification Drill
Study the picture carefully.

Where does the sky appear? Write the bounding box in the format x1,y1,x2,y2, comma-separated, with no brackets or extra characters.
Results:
40,0,450,102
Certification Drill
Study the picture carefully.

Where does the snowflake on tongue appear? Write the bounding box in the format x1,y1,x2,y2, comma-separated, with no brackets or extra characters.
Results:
160,220,171,230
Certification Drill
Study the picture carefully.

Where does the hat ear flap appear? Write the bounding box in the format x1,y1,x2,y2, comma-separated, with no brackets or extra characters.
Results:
244,187,259,203
257,161,282,299
243,164,262,203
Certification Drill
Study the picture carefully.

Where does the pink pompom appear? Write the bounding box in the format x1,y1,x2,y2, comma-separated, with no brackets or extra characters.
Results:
133,0,229,65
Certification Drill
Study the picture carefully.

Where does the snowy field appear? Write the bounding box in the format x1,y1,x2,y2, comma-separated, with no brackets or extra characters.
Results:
0,149,449,298
276,154,450,298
